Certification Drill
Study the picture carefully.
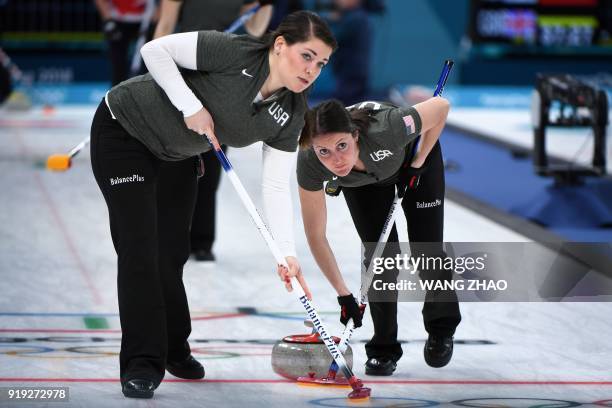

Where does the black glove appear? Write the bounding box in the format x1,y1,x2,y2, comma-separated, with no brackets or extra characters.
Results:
103,20,122,42
338,294,364,328
397,162,427,195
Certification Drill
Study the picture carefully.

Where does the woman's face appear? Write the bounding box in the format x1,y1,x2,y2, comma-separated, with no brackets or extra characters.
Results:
312,132,359,177
275,36,332,93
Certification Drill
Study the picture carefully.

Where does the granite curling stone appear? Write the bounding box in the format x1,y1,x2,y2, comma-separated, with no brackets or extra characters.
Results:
271,332,353,380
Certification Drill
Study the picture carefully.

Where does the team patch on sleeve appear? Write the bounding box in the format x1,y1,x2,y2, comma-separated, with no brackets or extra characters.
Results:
403,114,415,134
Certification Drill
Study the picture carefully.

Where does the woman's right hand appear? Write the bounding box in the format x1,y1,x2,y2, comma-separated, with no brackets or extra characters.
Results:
184,107,220,150
278,256,312,300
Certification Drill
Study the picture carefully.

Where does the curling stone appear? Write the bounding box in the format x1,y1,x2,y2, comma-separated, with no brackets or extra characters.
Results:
271,331,353,380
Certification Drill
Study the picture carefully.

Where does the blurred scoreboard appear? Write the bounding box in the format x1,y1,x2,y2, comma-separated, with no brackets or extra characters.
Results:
0,0,103,49
469,0,612,51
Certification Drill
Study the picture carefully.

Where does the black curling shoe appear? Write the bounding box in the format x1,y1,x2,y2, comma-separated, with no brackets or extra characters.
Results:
424,335,454,368
193,249,215,262
122,379,155,399
365,357,397,376
166,355,205,379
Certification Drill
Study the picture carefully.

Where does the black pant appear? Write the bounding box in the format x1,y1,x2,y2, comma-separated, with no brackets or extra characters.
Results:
90,101,197,385
106,21,151,86
342,142,461,362
0,61,12,104
190,147,227,253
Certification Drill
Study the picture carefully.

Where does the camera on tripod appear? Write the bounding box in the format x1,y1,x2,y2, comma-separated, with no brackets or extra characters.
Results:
531,74,609,184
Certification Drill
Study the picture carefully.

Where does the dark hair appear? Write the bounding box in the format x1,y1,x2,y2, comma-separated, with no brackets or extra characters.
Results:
261,11,337,122
299,99,375,149
264,10,338,52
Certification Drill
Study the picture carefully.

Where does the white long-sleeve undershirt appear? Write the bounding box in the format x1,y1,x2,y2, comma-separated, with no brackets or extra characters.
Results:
261,143,297,258
139,31,203,117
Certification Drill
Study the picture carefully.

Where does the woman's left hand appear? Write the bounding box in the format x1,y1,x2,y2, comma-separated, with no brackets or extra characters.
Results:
277,256,312,300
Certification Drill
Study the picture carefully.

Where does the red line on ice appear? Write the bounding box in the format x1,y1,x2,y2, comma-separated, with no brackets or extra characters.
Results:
33,175,103,305
0,329,121,334
0,378,611,385
0,119,78,128
13,131,102,305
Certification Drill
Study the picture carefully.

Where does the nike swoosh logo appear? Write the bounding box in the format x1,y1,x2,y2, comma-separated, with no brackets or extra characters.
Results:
332,176,338,180
241,69,253,78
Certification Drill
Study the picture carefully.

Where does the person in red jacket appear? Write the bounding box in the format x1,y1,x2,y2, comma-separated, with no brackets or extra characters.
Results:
94,0,158,85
